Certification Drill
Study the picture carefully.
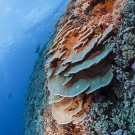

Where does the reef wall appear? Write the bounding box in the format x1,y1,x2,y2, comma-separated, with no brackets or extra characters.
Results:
25,0,135,135
23,34,56,135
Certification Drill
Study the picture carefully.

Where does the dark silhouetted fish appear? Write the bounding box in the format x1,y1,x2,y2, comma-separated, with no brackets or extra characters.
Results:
7,93,12,98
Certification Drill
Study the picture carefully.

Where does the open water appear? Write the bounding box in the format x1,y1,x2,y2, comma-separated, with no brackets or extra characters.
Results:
0,0,70,135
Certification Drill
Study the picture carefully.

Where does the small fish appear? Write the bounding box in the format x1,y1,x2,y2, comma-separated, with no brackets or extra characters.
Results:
7,93,12,98
35,43,41,53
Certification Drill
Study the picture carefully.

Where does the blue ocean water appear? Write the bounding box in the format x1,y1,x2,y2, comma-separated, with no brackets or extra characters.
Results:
0,0,70,135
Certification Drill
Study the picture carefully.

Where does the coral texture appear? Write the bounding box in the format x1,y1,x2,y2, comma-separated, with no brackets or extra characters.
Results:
39,0,135,134
44,0,124,127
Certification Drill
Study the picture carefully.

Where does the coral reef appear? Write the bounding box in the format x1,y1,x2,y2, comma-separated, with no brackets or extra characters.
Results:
24,0,135,135
44,0,124,127
23,34,56,135
55,0,124,30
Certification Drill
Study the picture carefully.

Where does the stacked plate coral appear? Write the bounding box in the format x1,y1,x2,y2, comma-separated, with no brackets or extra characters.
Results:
41,0,132,134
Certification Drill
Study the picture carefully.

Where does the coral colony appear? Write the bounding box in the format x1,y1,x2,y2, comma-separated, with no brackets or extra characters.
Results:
24,0,135,135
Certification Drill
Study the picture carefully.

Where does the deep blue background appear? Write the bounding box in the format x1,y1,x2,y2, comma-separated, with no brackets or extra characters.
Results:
0,0,69,135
